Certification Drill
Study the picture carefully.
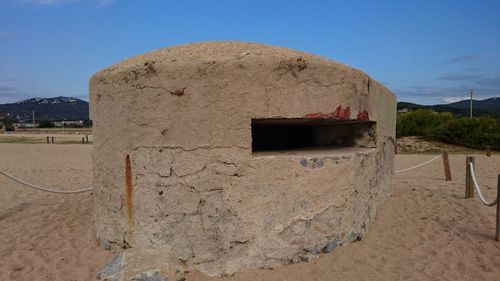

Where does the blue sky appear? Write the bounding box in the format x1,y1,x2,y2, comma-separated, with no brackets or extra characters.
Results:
0,0,499,105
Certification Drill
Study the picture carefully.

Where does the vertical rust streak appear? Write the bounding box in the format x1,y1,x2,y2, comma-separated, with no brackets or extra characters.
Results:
125,154,133,230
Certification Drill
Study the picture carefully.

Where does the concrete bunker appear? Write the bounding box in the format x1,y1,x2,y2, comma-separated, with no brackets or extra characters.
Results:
90,41,396,276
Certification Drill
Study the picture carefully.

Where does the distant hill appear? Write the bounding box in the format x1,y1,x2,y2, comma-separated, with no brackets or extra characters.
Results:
443,97,500,111
398,97,500,118
0,97,89,122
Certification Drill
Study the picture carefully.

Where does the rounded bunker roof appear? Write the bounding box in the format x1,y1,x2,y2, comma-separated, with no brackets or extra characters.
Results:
93,41,366,78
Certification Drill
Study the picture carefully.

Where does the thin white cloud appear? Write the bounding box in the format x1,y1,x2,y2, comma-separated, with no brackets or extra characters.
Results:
396,85,499,105
476,75,500,87
96,0,114,7
444,54,476,64
23,0,115,7
25,0,79,4
0,32,15,40
0,85,18,91
0,84,26,104
437,74,478,81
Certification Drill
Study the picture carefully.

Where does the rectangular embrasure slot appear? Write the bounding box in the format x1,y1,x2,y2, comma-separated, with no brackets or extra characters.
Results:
251,118,376,155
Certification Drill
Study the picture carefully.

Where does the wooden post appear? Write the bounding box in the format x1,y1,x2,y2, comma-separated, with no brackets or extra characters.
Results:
496,175,500,242
442,151,452,181
486,146,491,157
46,136,49,144
465,156,475,198
86,135,89,143
51,137,54,144
82,137,85,144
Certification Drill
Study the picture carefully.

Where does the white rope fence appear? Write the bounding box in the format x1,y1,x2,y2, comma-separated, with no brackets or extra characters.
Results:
0,168,94,194
469,163,498,207
395,155,442,173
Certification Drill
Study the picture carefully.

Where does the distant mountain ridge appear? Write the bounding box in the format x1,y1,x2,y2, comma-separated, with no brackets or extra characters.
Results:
398,97,500,118
16,97,80,105
1,96,498,123
0,96,89,122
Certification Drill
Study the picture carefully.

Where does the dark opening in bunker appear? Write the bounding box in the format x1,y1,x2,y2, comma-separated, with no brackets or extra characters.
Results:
251,118,376,155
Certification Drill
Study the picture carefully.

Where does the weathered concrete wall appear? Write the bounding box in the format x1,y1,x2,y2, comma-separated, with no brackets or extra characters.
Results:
90,42,396,276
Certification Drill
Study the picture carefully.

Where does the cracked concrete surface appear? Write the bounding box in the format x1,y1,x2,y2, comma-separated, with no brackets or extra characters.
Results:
90,41,396,277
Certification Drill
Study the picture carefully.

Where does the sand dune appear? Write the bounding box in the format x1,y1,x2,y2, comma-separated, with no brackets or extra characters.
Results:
0,143,499,281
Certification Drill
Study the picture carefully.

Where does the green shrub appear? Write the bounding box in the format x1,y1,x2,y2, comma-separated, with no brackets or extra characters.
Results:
397,110,453,138
37,119,54,128
397,109,500,150
436,117,500,150
0,116,15,131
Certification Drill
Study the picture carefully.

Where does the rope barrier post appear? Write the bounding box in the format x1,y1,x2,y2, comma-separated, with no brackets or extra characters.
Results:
442,151,452,181
465,156,475,198
86,135,89,143
46,136,49,144
51,136,54,144
496,174,500,242
486,146,491,157
82,137,85,144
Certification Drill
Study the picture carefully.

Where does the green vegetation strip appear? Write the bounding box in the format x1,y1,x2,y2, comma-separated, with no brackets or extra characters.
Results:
397,109,500,150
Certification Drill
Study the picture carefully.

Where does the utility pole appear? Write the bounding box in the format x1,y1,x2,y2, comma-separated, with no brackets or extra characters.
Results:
469,90,473,118
32,110,35,128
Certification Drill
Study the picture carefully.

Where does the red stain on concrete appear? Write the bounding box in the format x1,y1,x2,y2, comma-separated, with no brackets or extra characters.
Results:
304,112,327,118
328,106,343,119
125,154,133,230
339,106,350,119
357,110,369,121
304,105,351,120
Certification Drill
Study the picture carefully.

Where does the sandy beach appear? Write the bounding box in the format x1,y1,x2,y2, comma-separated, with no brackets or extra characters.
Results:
0,143,499,281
